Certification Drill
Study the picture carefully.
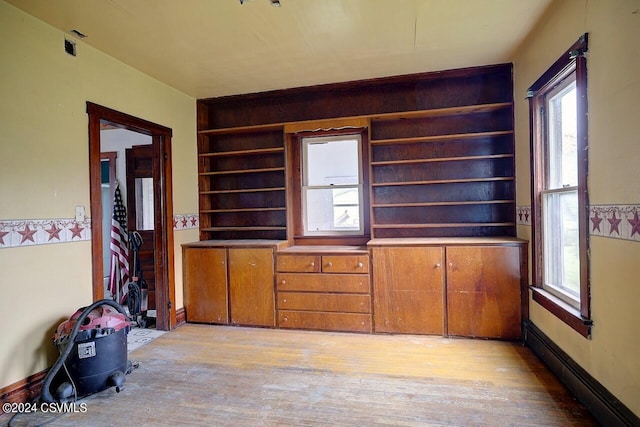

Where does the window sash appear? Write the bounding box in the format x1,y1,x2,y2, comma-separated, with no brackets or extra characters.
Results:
301,134,364,236
542,187,580,307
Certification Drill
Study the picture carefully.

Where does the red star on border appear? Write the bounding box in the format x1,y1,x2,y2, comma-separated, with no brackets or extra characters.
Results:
18,224,37,244
173,218,178,229
181,217,188,227
0,230,9,245
68,222,85,239
45,223,62,241
190,216,198,227
628,212,640,237
608,212,622,235
590,212,603,232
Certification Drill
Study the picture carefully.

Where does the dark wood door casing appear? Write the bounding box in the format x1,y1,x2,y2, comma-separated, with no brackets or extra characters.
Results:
87,102,176,330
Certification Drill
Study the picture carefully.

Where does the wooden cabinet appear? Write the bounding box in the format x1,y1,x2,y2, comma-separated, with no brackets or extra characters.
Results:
446,246,522,339
369,238,527,339
228,248,276,327
183,247,228,324
275,248,372,333
182,240,286,327
371,246,444,334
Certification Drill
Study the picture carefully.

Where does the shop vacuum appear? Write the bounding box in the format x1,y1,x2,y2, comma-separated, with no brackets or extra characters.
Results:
40,299,133,403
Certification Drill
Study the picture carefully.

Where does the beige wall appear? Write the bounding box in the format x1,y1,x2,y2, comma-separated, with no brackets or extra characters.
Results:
0,1,197,388
513,0,640,415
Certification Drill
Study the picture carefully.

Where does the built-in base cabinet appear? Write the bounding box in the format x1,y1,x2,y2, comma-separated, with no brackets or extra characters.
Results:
369,239,526,339
183,241,285,327
275,250,372,333
183,239,526,340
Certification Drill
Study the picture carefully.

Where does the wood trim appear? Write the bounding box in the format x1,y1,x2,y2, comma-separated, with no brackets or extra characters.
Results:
527,34,591,330
87,102,176,331
284,117,368,134
523,321,639,426
0,370,46,405
175,306,186,327
530,287,591,338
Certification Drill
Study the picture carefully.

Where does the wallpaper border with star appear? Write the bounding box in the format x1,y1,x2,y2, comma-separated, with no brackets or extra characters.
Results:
517,204,640,242
0,214,199,249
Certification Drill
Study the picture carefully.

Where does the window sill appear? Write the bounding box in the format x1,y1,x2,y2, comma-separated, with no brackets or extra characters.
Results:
530,286,592,338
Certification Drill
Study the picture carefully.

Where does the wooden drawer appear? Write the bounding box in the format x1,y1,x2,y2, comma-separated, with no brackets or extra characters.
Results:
278,292,371,313
321,255,369,273
277,273,370,293
278,310,372,333
276,254,320,272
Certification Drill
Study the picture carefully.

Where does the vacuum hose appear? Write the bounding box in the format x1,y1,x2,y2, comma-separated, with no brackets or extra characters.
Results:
40,299,129,403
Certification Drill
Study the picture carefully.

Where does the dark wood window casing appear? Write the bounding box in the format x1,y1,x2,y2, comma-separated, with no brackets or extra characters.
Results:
528,34,592,337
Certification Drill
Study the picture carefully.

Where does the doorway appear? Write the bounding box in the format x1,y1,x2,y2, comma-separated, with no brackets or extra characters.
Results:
87,102,176,331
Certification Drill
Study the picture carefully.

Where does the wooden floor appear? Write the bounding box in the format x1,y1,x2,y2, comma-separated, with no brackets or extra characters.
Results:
5,324,598,426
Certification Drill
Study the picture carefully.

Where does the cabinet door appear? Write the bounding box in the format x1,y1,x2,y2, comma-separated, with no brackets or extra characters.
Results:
228,248,275,327
372,246,444,334
183,247,228,324
446,246,522,339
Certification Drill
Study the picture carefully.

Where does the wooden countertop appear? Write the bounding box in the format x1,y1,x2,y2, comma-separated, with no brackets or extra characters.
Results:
367,237,528,247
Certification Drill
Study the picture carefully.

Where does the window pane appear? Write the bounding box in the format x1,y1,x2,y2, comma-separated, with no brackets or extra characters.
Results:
305,138,359,186
547,79,577,189
543,190,579,300
305,187,360,233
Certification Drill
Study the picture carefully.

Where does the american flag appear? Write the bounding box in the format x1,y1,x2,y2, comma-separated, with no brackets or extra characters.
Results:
108,183,130,303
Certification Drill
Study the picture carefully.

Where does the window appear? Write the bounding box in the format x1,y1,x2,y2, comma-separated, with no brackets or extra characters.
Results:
528,34,591,337
301,134,363,236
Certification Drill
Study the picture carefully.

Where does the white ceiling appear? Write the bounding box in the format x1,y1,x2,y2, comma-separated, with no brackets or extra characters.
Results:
6,0,553,99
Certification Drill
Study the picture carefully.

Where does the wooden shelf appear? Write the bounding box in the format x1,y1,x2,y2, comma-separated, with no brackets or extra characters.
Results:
200,187,285,195
372,200,514,208
199,166,285,176
372,222,515,229
370,130,513,146
198,123,284,135
371,177,514,187
202,207,286,213
201,226,287,232
199,147,284,157
371,154,513,166
197,102,512,135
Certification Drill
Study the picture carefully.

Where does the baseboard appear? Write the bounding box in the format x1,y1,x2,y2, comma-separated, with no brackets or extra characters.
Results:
523,321,639,426
0,370,46,406
175,307,186,327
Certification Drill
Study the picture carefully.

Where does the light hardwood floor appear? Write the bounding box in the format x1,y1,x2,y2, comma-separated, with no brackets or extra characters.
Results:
5,324,598,426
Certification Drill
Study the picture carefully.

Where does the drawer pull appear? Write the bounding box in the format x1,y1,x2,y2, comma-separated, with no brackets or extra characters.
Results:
281,279,286,285
357,262,364,268
326,262,333,267
282,298,287,303
310,261,315,267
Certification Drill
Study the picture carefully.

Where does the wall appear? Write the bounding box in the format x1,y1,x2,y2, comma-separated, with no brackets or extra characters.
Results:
0,0,198,390
513,0,640,416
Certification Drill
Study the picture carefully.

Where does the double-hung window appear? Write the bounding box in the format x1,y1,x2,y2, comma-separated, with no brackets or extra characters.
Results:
301,134,364,236
528,34,591,337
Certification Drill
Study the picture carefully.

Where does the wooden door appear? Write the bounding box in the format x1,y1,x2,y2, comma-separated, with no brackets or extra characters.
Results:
126,145,156,313
446,246,521,339
372,246,444,334
228,248,275,327
183,248,228,324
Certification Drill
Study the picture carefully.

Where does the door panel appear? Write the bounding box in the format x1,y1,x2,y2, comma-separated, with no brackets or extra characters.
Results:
372,246,444,334
126,145,157,313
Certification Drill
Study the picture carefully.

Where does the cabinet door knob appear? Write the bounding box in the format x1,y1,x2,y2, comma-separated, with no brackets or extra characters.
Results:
435,262,441,268
449,262,454,267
